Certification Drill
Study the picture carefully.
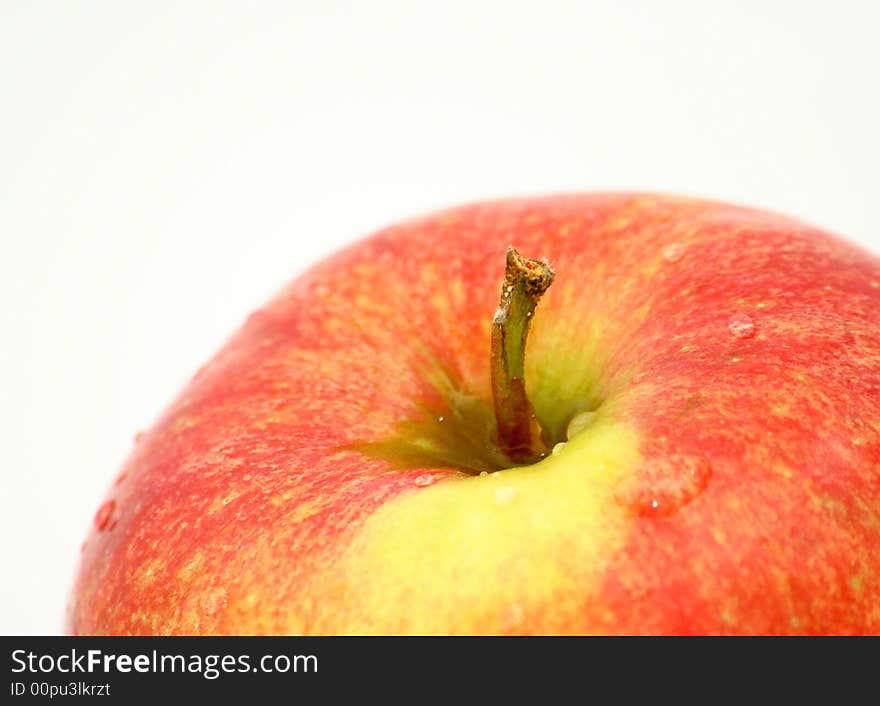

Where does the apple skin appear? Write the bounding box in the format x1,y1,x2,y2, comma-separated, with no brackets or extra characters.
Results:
68,193,880,635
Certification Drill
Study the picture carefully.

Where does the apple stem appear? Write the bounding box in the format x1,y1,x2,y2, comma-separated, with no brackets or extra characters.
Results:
490,247,554,464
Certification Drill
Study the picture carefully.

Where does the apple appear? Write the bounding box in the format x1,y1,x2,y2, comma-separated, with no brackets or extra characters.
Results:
68,193,880,635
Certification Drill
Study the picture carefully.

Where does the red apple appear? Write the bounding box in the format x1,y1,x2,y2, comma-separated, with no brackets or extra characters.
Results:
68,193,880,635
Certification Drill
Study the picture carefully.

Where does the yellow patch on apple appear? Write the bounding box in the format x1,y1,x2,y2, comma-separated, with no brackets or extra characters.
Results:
312,415,641,634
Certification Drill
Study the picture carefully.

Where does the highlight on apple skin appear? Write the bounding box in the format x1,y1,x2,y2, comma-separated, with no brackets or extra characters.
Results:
68,193,880,635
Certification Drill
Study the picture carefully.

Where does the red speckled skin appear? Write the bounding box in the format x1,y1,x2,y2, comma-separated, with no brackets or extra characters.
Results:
68,194,880,634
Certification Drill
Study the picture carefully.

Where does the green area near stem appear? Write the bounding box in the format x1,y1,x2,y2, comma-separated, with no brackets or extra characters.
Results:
350,249,622,476
353,390,526,475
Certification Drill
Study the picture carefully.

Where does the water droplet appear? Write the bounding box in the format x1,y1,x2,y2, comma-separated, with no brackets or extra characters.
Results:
414,473,436,487
551,442,566,456
494,486,517,507
614,455,712,517
662,243,685,262
479,471,489,477
437,416,445,423
566,411,597,440
93,500,116,531
728,313,755,339
201,588,228,615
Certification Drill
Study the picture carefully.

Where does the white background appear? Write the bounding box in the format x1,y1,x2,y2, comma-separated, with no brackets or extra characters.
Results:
1,1,878,635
